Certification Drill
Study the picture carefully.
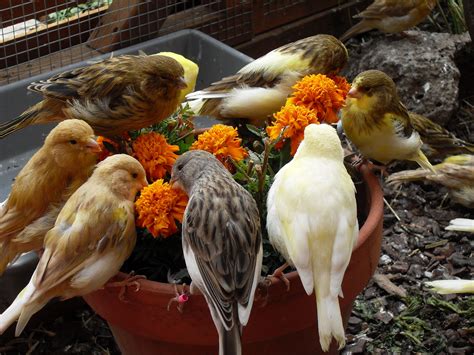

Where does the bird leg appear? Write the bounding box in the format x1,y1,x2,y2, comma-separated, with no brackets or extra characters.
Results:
267,262,291,291
167,283,190,313
255,263,291,307
105,272,146,302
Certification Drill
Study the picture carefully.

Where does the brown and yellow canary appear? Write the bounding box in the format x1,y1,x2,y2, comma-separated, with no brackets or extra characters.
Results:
0,54,186,138
340,0,437,42
186,34,348,126
340,70,434,171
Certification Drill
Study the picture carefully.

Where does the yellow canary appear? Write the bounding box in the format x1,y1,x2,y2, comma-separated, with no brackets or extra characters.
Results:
341,70,434,171
0,54,187,138
186,35,348,126
0,119,100,275
0,154,147,336
267,124,358,351
340,0,438,42
157,52,199,102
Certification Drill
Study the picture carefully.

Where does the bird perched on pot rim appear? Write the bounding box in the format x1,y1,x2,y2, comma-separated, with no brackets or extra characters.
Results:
0,54,187,138
340,70,434,171
387,154,474,208
186,34,348,126
340,0,438,42
171,150,262,355
0,154,147,336
409,112,474,159
156,52,199,102
0,119,100,275
266,124,358,351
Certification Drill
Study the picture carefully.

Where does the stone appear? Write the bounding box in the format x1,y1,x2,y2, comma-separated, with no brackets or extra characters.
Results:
342,31,471,125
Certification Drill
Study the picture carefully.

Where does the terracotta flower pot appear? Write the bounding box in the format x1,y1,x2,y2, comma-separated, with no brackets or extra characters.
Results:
83,164,383,355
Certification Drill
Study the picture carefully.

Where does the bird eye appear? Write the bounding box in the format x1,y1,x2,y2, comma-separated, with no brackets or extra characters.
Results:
69,139,77,145
132,173,138,179
177,164,184,171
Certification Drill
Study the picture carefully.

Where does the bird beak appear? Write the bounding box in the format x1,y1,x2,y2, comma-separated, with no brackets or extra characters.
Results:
85,138,101,154
178,77,187,89
347,86,361,99
140,177,148,190
170,175,182,190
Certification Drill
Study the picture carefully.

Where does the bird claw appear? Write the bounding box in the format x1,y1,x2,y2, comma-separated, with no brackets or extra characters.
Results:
167,283,189,313
105,272,146,302
255,264,291,307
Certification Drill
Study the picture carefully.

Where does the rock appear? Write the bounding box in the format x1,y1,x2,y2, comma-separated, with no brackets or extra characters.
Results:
342,31,471,125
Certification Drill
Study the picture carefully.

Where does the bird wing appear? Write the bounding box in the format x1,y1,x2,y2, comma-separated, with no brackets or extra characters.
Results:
0,197,7,218
386,100,414,139
356,0,418,20
32,189,134,296
183,183,261,330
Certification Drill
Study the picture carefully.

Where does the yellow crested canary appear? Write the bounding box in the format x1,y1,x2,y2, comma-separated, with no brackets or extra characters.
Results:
186,35,348,126
340,0,438,42
387,154,474,208
266,124,358,351
340,70,434,171
0,54,187,138
0,154,147,336
0,119,100,275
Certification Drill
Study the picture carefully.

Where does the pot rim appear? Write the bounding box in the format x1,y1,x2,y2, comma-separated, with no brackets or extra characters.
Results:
111,163,383,295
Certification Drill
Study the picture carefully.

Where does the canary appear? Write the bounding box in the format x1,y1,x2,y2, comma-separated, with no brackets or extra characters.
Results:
0,119,100,275
266,124,358,351
171,150,262,355
387,154,474,208
340,70,434,171
0,154,147,336
157,52,199,102
186,35,348,126
0,54,187,138
426,280,474,294
445,218,474,233
409,112,474,159
340,0,438,42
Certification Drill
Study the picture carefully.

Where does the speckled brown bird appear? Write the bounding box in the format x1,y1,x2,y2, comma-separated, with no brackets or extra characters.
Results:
0,55,186,138
0,154,147,337
0,119,100,275
340,70,434,171
340,0,437,42
410,112,474,159
387,154,474,208
186,34,348,126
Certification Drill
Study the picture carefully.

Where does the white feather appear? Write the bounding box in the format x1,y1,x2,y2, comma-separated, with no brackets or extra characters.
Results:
426,279,474,294
0,196,8,218
445,218,474,233
238,243,262,326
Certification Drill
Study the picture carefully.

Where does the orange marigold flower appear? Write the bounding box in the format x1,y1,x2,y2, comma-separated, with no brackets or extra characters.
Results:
287,74,348,124
97,136,118,161
191,124,248,170
330,75,351,99
132,132,179,181
267,104,319,155
135,179,188,238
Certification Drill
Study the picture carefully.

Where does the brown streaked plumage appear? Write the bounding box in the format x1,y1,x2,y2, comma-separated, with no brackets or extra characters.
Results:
0,55,186,138
186,35,348,126
0,119,100,275
340,0,437,42
387,154,474,208
0,154,147,336
171,150,262,355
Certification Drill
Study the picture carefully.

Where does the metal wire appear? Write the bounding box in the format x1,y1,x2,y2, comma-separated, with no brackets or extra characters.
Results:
0,0,253,85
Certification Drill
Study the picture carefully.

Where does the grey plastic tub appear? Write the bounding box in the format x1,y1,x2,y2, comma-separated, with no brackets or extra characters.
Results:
0,29,252,310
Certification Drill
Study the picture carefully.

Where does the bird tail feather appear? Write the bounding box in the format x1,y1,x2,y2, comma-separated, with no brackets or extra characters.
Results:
0,279,36,335
0,240,17,276
445,218,474,233
217,304,242,355
316,294,345,352
426,280,474,294
0,106,39,139
340,21,371,42
413,150,435,172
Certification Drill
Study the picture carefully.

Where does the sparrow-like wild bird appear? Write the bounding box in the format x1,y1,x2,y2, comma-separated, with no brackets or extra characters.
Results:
340,0,438,42
0,54,187,138
186,34,348,126
0,154,147,336
266,124,358,351
171,150,263,355
387,154,474,208
340,70,434,171
0,119,100,275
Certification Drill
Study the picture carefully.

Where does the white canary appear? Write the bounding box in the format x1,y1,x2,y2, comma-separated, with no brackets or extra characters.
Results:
266,123,358,351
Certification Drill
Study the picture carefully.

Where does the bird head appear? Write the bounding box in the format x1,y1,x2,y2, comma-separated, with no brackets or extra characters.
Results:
94,154,148,200
297,35,348,75
171,150,225,195
143,55,187,99
156,52,199,102
295,123,344,160
45,119,101,167
346,70,399,113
